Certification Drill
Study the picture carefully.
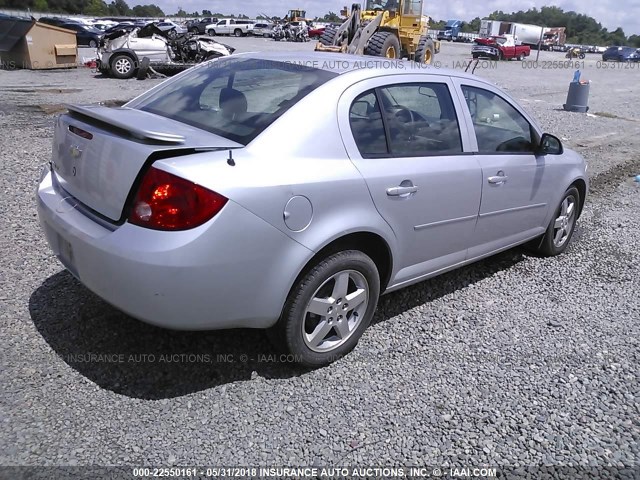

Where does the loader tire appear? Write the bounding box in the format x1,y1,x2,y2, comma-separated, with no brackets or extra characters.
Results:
365,31,401,59
414,36,435,64
319,25,339,46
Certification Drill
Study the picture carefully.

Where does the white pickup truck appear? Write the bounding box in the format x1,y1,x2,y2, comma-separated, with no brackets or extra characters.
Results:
205,19,254,37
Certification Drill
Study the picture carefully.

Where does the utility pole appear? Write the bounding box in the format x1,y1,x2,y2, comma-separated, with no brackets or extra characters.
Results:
536,26,544,62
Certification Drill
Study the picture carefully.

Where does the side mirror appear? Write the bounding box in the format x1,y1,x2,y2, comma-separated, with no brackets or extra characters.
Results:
537,133,563,155
351,100,371,118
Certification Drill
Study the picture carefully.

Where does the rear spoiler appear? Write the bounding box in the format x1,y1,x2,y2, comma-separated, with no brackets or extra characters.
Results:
65,104,186,144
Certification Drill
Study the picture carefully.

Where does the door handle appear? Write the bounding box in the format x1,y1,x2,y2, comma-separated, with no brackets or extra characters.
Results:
488,171,508,185
386,185,418,196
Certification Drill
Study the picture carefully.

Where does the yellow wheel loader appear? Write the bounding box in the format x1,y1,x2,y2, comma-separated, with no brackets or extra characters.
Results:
315,0,440,63
284,9,310,22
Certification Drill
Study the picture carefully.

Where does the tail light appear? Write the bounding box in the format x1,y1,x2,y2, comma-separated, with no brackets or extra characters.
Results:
129,167,227,231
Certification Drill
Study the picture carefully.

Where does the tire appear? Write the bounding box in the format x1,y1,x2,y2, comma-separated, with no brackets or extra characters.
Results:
189,27,199,34
365,31,401,59
319,25,338,46
517,53,525,61
535,186,580,257
135,57,150,80
208,29,216,36
274,250,380,367
88,39,97,48
234,28,243,37
167,28,177,39
109,53,136,79
414,35,435,64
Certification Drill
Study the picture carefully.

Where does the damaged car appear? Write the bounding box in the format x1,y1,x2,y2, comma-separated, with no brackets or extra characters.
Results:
97,22,235,79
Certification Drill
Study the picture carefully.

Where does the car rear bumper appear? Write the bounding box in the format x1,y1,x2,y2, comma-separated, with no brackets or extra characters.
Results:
37,170,312,331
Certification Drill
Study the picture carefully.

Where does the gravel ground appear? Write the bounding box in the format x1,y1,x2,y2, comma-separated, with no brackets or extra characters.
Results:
1,38,639,475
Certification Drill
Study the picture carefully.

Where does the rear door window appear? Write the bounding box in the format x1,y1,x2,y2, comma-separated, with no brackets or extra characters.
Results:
349,92,388,157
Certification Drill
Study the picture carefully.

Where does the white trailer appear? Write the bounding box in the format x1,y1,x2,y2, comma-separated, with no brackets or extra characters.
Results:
480,19,545,47
480,19,502,37
510,23,544,47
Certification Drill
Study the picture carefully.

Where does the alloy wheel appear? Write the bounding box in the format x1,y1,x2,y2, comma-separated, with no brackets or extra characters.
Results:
114,58,132,75
553,194,576,248
302,270,369,353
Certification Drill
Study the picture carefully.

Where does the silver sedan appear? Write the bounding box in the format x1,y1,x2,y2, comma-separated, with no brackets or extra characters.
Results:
37,52,588,366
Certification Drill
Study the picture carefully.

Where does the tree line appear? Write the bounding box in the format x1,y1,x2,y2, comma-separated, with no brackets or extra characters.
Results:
432,7,639,47
2,1,638,47
0,0,164,17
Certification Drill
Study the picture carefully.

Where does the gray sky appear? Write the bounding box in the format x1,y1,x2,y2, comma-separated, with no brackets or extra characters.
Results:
160,0,639,36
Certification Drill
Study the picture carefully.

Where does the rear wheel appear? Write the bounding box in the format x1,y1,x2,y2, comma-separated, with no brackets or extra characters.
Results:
517,53,525,61
365,31,401,59
274,251,380,367
110,54,136,79
414,35,435,64
319,25,339,46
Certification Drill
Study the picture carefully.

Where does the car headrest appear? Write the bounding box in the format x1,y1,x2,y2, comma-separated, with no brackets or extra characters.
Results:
219,88,247,117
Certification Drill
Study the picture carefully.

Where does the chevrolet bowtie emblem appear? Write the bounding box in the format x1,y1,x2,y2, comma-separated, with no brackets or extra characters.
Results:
70,145,82,159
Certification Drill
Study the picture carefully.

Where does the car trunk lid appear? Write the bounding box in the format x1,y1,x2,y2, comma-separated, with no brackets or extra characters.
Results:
52,105,241,222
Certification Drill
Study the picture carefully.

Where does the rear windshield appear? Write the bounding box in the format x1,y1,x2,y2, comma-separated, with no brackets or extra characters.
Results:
136,58,337,145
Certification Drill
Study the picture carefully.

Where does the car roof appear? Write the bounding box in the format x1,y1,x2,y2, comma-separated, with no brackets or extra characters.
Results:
236,51,489,84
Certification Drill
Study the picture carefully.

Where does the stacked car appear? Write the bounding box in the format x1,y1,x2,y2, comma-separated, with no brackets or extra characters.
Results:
97,21,234,79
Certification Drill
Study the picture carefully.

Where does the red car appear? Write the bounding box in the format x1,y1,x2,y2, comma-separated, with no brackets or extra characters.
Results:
472,35,531,61
309,26,326,39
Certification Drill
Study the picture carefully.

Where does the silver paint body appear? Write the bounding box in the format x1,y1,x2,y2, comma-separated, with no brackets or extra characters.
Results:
37,52,588,330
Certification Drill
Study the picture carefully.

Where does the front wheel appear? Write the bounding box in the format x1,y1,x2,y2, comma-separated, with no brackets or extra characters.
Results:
365,31,401,59
319,25,338,46
535,186,580,256
414,35,435,64
275,251,380,367
207,29,216,36
88,39,98,48
234,29,243,37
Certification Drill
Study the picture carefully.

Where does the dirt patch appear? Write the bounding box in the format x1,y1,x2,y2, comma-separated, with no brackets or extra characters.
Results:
18,104,66,115
2,88,83,94
589,155,640,196
593,111,640,123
